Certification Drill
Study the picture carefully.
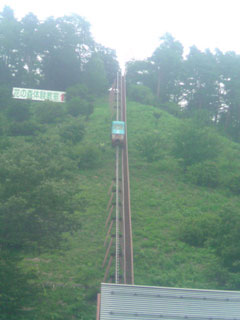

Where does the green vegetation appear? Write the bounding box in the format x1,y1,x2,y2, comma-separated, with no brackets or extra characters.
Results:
127,102,240,291
2,5,240,320
0,7,119,91
0,93,111,319
126,33,240,144
1,95,240,319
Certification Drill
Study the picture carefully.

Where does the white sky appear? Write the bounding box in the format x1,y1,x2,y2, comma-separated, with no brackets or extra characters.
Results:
1,0,240,69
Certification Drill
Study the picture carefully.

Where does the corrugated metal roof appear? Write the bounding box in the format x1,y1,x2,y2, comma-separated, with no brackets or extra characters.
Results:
100,283,240,320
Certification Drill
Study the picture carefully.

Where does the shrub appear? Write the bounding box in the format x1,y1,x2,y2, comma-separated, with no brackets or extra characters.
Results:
34,101,66,124
137,133,163,162
59,120,85,143
0,251,39,320
0,85,11,110
214,206,240,272
173,122,221,167
0,137,10,150
77,144,101,169
7,121,42,136
66,84,92,102
186,161,220,188
67,97,94,118
179,213,219,247
180,204,240,273
6,101,31,122
127,84,155,105
0,114,6,135
158,102,182,117
228,175,240,194
156,156,180,174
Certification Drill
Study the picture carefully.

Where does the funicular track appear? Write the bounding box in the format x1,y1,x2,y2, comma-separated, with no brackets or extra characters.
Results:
103,73,134,285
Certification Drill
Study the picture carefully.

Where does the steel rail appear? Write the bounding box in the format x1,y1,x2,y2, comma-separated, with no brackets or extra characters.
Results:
120,75,126,284
115,73,120,284
121,75,134,284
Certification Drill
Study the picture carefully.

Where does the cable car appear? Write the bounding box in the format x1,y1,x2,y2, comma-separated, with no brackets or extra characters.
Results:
112,121,125,146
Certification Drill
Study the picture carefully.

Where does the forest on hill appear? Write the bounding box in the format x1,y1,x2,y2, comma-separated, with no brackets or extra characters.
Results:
127,33,240,143
1,5,240,320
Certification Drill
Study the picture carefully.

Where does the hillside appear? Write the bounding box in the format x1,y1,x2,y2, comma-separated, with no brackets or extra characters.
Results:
2,7,240,320
3,97,237,319
128,101,240,289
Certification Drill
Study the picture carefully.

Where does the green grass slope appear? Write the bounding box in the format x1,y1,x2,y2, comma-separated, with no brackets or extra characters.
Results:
22,99,240,319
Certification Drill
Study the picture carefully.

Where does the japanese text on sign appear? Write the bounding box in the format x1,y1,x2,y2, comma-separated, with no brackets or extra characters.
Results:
12,88,65,103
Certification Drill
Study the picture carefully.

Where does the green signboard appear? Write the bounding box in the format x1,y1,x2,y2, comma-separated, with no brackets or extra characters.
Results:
12,87,65,103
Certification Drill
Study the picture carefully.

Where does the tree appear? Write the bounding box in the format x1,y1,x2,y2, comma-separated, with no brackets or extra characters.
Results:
149,33,184,102
95,45,119,85
0,7,22,86
0,7,117,94
126,34,184,104
126,59,154,90
216,51,240,141
182,47,221,123
83,52,108,95
39,15,94,90
19,13,41,87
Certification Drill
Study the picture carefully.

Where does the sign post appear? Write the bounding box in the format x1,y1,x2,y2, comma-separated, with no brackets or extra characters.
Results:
12,87,65,103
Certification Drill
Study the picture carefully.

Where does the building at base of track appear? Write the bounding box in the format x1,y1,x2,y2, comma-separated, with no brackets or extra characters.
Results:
98,283,240,320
